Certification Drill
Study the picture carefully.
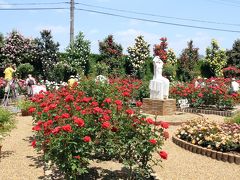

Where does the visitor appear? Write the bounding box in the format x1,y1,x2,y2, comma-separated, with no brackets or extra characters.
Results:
3,63,16,95
68,75,77,88
25,74,36,97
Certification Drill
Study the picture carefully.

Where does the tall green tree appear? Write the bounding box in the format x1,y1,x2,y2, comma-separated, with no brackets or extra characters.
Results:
177,40,199,81
33,30,60,79
99,35,123,75
127,35,150,79
205,39,227,77
227,39,240,67
66,32,91,75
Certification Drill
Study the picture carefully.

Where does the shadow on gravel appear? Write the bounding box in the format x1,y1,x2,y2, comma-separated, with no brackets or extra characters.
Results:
26,154,44,168
0,150,15,159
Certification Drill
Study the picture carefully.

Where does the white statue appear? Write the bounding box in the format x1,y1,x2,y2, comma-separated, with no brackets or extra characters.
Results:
231,78,239,92
149,56,170,100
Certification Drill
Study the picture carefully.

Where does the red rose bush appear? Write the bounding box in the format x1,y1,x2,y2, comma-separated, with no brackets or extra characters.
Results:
30,77,168,179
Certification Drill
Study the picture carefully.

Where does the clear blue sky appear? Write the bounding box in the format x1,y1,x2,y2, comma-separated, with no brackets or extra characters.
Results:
1,0,240,55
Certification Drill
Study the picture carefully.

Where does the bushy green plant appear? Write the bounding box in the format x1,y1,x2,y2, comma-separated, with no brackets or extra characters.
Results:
0,107,15,144
31,77,169,179
227,112,240,124
16,63,34,79
52,61,75,82
17,99,33,111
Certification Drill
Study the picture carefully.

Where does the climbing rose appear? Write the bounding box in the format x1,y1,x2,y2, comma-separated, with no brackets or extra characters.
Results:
83,136,91,142
28,107,36,113
159,151,168,160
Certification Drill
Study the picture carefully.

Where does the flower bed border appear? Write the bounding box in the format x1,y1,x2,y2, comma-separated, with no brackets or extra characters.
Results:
172,136,240,165
176,107,238,117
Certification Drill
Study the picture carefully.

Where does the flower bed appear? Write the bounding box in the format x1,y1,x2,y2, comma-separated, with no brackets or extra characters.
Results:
30,77,169,179
170,78,240,110
175,118,240,153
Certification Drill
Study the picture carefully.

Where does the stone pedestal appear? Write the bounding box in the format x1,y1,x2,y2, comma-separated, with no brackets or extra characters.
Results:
142,98,176,116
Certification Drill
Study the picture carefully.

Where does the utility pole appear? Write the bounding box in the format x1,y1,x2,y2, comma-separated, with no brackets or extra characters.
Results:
70,0,74,45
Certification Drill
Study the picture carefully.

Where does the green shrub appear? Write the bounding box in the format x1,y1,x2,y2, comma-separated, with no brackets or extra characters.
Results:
17,99,33,111
227,112,240,124
16,63,34,79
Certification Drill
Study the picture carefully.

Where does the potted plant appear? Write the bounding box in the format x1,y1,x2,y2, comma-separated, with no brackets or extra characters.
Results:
17,99,33,116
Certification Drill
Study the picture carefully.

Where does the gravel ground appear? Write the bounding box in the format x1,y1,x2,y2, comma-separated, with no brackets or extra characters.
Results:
0,114,239,180
0,115,43,180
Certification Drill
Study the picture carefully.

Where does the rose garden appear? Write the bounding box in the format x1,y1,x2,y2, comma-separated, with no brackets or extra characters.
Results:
0,30,239,179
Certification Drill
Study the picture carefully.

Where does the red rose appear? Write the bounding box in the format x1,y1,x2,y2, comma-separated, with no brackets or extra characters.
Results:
74,118,85,127
73,155,80,159
49,103,57,110
93,107,103,114
102,122,111,129
83,136,91,142
115,100,122,106
32,125,41,131
62,124,72,132
198,93,203,98
136,101,143,107
91,101,98,107
61,113,70,119
28,107,36,113
149,139,157,145
43,107,50,113
52,126,61,134
65,95,74,102
160,121,169,129
103,98,111,104
146,118,154,125
126,109,134,115
122,91,130,97
159,151,168,160
31,140,36,148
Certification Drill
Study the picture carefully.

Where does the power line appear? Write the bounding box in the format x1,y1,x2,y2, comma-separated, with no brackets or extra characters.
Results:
0,2,68,6
0,7,68,10
203,0,240,7
0,7,240,33
75,2,240,27
75,8,240,33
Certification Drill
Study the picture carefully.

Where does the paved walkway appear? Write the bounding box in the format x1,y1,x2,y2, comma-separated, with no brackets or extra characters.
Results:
0,114,239,180
0,116,43,180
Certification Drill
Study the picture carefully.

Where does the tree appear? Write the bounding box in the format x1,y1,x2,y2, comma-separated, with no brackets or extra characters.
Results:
227,39,240,68
1,30,34,66
99,35,123,75
33,30,60,79
177,40,199,81
0,33,4,65
66,32,91,75
153,37,168,63
205,39,227,77
127,35,150,78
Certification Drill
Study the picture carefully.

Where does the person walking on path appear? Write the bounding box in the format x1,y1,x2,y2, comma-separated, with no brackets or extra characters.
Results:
25,74,36,97
3,63,16,95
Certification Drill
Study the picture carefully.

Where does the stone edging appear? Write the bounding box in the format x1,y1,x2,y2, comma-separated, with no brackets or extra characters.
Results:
176,108,236,117
172,136,240,165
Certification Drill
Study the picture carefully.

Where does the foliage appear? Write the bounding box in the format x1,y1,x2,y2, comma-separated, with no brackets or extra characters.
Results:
163,63,176,81
52,61,76,82
177,40,199,82
31,77,168,179
17,99,34,111
205,39,227,77
66,32,91,76
153,37,168,63
0,107,15,144
227,112,240,124
99,35,123,75
33,30,60,80
200,60,215,78
223,66,240,78
16,63,34,79
127,36,150,79
167,48,177,65
227,39,240,68
1,30,35,66
170,78,239,109
0,33,4,65
176,118,240,152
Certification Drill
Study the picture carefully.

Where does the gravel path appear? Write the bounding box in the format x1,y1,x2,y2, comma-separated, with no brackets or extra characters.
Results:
0,116,43,180
0,114,239,180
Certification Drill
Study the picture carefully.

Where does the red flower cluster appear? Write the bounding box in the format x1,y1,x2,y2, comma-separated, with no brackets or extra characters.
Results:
153,37,168,62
